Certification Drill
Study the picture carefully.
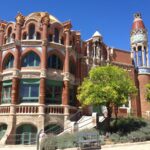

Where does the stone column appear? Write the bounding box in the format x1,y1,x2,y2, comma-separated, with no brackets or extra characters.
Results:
0,25,4,104
136,47,138,66
142,46,145,66
146,47,149,67
39,13,50,107
62,28,70,106
11,13,24,105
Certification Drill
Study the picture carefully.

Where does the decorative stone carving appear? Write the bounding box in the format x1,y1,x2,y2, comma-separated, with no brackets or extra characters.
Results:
42,40,48,46
40,69,47,78
15,12,25,25
63,72,70,81
13,69,20,78
15,40,21,46
63,21,72,32
41,12,50,25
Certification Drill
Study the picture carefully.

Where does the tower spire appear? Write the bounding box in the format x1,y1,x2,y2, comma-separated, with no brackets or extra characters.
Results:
130,12,149,68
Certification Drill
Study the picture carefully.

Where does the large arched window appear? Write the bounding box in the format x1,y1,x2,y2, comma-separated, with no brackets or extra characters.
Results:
29,24,35,39
22,52,40,67
48,54,62,69
7,27,12,43
4,54,14,69
16,124,37,144
54,28,59,43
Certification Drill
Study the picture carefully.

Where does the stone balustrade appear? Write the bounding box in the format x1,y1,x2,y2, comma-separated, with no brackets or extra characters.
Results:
0,106,10,114
0,104,77,115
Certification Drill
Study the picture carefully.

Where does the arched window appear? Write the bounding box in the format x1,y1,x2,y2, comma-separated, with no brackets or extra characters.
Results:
16,124,37,144
54,28,59,43
4,54,14,69
29,24,35,39
7,27,12,43
36,32,41,40
22,32,27,40
48,55,62,69
22,52,40,67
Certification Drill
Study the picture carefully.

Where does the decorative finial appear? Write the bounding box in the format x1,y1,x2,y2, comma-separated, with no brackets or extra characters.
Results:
15,12,25,25
134,12,142,19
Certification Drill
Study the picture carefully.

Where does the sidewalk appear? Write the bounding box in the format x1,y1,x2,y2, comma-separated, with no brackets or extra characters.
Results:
102,141,150,150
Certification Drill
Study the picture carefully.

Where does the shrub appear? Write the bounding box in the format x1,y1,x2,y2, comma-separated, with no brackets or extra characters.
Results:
109,133,120,143
57,133,77,149
128,131,146,142
40,134,57,150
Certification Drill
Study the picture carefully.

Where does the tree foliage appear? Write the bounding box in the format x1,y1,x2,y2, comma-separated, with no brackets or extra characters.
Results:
77,65,137,116
146,84,150,101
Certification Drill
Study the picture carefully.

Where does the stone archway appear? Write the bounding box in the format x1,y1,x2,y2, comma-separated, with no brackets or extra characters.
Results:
16,124,37,145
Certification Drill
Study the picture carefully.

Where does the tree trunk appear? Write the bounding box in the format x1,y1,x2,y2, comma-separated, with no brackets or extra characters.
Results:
105,103,112,132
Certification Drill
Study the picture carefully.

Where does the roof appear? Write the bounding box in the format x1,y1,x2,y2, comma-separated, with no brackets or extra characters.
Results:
132,13,145,30
92,31,102,37
25,12,61,24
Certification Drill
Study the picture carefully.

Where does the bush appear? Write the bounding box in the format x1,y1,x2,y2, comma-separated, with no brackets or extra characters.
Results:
40,134,57,150
128,131,146,142
110,117,146,135
107,117,150,144
57,133,77,149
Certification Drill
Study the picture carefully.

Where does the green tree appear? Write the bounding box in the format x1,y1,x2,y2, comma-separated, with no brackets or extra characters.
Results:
77,65,137,130
146,84,150,101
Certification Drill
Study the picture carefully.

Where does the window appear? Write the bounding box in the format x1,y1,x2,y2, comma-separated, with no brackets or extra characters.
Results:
46,80,62,104
2,81,12,104
4,55,14,69
7,27,12,43
22,52,40,67
48,55,62,69
20,79,39,103
54,28,59,43
29,24,35,39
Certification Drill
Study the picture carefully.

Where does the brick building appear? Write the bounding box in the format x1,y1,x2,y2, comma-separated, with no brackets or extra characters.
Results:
0,12,149,144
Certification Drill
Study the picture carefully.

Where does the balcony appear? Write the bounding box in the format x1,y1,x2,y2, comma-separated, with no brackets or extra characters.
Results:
0,104,77,116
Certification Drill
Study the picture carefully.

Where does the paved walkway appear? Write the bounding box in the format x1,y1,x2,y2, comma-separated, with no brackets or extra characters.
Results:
0,141,150,150
102,141,150,150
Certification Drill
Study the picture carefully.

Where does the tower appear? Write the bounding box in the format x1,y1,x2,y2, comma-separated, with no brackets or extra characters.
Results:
130,13,150,117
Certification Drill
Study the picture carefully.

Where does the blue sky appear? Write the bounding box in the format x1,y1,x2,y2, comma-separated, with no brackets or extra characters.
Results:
0,0,149,51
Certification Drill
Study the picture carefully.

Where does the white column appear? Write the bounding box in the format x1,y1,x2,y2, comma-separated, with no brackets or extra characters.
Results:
142,46,145,66
136,47,139,66
146,47,149,67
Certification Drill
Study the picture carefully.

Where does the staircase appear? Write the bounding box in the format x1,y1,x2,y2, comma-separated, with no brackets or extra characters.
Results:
61,112,105,135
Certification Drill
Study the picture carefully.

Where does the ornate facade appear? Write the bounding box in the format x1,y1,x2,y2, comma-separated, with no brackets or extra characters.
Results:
0,12,149,144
